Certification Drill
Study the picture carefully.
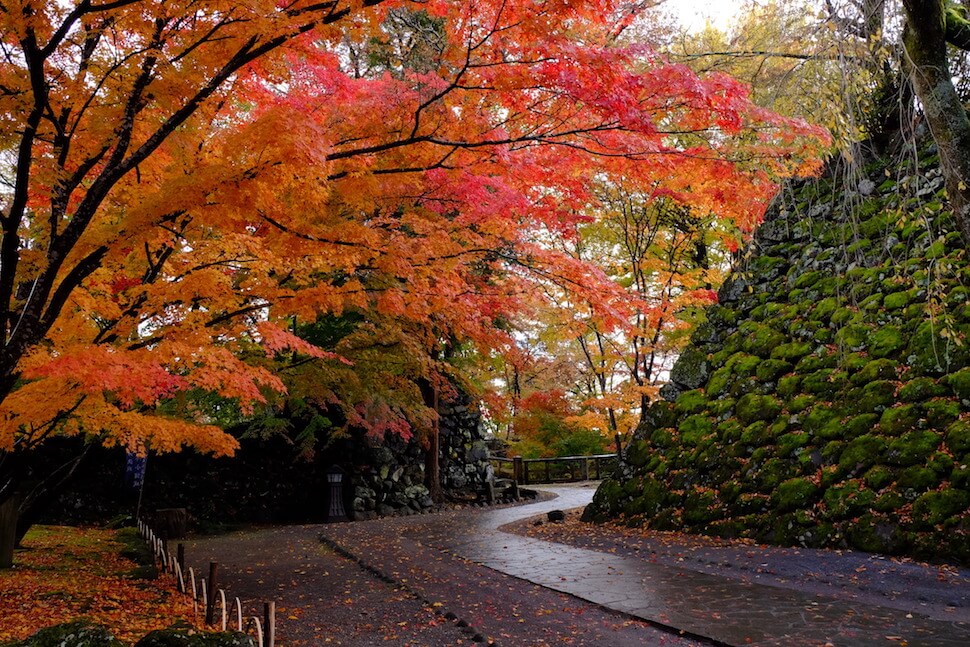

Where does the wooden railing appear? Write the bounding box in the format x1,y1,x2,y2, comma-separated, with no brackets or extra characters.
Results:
490,454,618,485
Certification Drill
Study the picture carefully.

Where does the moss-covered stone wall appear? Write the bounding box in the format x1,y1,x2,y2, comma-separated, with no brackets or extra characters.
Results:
585,147,970,564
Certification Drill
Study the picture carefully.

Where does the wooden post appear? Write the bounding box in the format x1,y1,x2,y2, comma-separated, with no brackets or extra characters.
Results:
581,457,590,481
264,601,276,647
205,562,218,625
176,544,186,592
512,456,523,484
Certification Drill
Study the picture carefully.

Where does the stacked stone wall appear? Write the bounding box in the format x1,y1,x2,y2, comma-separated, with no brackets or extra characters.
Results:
587,147,970,564
350,389,491,518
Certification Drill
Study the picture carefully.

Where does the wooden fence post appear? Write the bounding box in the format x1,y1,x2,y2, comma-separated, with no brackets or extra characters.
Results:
205,562,218,625
176,544,185,591
264,601,276,647
513,456,523,484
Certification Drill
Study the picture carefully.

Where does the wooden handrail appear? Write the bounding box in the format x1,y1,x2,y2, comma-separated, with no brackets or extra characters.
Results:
489,453,618,485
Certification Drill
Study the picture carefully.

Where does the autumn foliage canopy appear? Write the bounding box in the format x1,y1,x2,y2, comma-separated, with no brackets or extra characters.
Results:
0,0,827,471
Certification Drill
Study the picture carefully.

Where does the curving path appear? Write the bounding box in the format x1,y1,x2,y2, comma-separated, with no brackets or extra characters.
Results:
187,483,970,646
320,483,970,647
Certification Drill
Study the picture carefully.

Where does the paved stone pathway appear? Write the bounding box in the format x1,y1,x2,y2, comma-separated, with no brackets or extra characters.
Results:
184,502,699,645
320,483,970,647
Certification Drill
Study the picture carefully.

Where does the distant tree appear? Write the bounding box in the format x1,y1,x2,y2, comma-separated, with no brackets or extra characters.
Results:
901,0,970,243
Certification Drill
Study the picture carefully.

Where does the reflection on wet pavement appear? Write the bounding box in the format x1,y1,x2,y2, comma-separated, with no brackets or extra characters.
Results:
323,483,970,646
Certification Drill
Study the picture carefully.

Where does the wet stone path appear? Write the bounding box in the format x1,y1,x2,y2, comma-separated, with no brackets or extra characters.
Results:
321,483,970,647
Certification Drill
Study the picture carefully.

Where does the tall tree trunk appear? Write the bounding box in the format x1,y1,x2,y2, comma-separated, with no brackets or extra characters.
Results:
902,0,970,243
419,379,443,503
0,493,20,569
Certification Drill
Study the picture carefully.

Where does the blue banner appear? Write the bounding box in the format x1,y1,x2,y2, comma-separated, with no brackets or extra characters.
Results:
124,452,147,489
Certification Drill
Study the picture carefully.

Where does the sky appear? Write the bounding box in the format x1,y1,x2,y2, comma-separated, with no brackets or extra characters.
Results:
664,0,746,33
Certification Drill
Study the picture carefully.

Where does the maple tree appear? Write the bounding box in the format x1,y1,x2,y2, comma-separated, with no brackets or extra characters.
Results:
0,0,827,567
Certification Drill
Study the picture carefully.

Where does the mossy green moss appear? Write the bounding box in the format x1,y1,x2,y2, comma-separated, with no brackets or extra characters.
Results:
896,466,940,492
869,326,905,358
863,465,894,490
795,353,838,373
710,397,736,417
12,621,125,647
844,413,879,438
773,477,819,512
907,321,969,374
838,434,887,470
952,464,970,490
927,451,954,476
642,401,678,430
946,367,970,401
587,479,626,521
850,359,899,386
887,430,940,465
756,359,793,382
912,489,970,528
771,341,813,361
650,427,676,448
945,419,970,456
675,389,710,415
624,476,669,518
589,153,970,565
879,404,920,436
735,393,783,425
777,375,801,398
740,421,771,445
857,380,897,412
683,488,720,524
741,322,788,357
883,291,912,310
847,513,909,554
706,367,733,397
625,439,652,467
679,415,714,446
802,369,847,398
803,406,838,436
790,394,816,413
926,399,961,427
725,352,761,376
823,480,876,518
757,458,797,489
830,307,856,326
836,324,870,351
899,377,947,402
777,432,811,456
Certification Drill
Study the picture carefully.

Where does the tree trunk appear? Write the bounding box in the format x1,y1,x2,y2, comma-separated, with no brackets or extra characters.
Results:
425,386,445,503
902,0,970,243
419,378,444,503
0,493,20,569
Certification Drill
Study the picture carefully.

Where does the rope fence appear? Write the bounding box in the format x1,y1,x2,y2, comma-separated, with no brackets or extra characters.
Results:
136,518,276,647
